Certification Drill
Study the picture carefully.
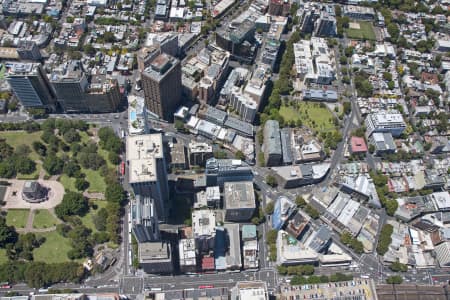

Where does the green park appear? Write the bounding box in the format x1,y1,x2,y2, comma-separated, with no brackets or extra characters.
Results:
346,21,376,41
0,119,126,287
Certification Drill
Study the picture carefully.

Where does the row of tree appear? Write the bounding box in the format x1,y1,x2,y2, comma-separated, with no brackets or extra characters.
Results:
370,171,398,216
377,224,393,256
290,273,354,286
340,231,364,254
277,265,315,276
0,261,85,288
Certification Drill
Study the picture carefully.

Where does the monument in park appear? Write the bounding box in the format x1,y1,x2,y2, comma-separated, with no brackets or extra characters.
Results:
21,181,49,203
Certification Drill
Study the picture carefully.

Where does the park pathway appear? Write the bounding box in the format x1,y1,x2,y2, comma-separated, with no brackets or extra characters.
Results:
16,209,59,234
24,209,35,231
83,191,105,200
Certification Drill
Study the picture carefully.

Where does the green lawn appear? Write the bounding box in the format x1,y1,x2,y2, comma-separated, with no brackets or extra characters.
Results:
33,210,60,229
60,168,106,193
346,21,376,41
2,131,42,161
80,200,108,232
279,102,337,133
6,209,30,229
83,168,106,193
33,231,72,263
59,174,76,192
0,249,8,264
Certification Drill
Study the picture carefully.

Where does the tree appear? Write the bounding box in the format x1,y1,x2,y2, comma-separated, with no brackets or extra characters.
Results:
63,129,80,144
0,141,13,160
386,275,403,284
304,205,319,219
265,201,275,215
55,192,88,219
92,208,108,232
105,183,125,204
174,120,186,132
102,32,116,43
43,155,64,175
108,152,121,165
14,157,36,174
387,23,399,41
390,261,407,272
0,217,18,247
83,44,96,56
74,178,89,191
265,175,278,187
295,196,306,208
213,150,227,159
63,161,80,177
98,127,122,153
235,150,245,161
383,72,393,81
267,229,278,245
377,224,393,255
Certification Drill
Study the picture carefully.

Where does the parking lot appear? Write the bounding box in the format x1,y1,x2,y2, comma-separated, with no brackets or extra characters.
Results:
280,278,377,300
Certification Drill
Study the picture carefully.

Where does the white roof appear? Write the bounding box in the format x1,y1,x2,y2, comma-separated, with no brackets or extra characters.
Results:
126,134,164,183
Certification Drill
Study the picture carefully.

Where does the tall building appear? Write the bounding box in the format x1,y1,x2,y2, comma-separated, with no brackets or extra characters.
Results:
85,75,121,113
17,40,42,60
365,111,406,137
6,62,56,111
205,158,253,188
126,134,169,222
268,0,290,16
141,53,182,121
263,120,282,167
51,62,120,113
50,60,90,112
314,13,336,37
188,141,213,167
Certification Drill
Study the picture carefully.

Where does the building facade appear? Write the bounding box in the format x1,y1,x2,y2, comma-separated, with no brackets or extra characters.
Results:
6,62,57,111
126,134,169,222
263,120,282,167
142,53,182,121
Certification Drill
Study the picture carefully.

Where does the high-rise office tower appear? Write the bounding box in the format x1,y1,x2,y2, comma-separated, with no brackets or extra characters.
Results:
6,62,56,111
141,53,181,121
50,60,90,112
126,133,169,222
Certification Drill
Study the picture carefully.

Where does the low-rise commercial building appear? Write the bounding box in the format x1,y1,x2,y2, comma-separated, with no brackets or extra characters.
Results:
205,158,253,187
273,163,330,188
138,241,173,274
277,230,319,265
365,111,406,137
263,120,282,167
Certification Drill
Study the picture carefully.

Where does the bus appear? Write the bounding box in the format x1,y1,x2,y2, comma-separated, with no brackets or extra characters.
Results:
120,162,125,176
199,285,214,289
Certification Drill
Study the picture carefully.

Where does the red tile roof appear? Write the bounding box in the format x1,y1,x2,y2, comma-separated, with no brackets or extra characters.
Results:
201,256,215,270
350,136,368,153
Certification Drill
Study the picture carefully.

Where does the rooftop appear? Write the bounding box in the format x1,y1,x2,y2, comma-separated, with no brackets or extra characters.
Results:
350,136,368,153
192,210,216,237
126,134,164,183
224,181,255,210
